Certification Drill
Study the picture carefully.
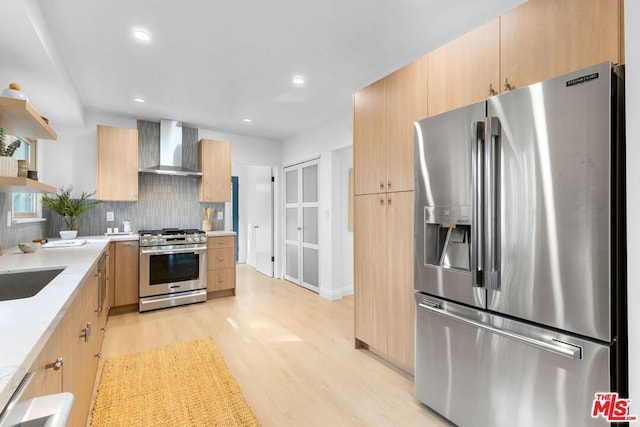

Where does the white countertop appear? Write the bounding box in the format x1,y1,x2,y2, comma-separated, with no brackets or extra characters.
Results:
0,237,113,410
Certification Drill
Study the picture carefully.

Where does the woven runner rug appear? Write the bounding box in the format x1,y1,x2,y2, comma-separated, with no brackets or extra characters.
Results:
90,337,259,426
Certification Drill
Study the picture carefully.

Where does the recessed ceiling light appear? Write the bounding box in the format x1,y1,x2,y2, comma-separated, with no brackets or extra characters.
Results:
243,118,253,123
133,30,151,41
134,97,146,103
292,76,305,86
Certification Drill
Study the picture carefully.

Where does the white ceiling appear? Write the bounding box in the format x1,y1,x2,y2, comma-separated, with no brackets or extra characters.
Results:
0,0,523,141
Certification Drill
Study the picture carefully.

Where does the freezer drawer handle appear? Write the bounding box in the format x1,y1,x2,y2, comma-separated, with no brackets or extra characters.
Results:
418,302,582,360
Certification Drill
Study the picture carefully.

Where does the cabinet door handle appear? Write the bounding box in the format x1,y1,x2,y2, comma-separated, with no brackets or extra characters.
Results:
488,83,497,96
504,78,515,92
379,197,385,205
82,322,92,342
379,181,384,190
388,196,392,205
387,180,391,189
46,357,64,371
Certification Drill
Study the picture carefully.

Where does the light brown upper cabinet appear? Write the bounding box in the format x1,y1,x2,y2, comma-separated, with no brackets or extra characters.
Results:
354,79,386,195
97,125,139,201
199,139,231,202
354,57,428,195
501,0,623,91
428,18,500,117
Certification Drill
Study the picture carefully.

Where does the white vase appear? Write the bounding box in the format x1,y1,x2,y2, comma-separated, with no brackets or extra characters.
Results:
59,230,78,240
0,157,17,177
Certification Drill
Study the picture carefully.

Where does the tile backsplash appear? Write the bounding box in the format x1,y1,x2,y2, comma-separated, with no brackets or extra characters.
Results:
0,119,226,251
44,174,225,236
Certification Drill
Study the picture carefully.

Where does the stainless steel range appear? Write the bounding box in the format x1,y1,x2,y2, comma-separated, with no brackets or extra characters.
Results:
138,228,208,312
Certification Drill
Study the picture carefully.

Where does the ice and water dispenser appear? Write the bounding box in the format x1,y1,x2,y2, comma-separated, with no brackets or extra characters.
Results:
423,206,471,272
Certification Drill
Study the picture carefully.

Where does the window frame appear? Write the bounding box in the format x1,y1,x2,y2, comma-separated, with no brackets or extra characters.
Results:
11,137,43,220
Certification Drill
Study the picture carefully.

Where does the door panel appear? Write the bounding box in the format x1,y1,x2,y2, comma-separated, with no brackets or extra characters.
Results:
415,295,611,427
354,194,387,350
354,79,386,195
488,62,613,341
284,160,319,291
253,166,274,277
500,0,622,91
414,101,486,308
386,191,415,371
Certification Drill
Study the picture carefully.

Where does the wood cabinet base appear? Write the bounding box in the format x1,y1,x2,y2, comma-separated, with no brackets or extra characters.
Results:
207,289,235,299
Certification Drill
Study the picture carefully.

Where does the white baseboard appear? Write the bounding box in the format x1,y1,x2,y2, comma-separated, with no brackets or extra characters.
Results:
319,285,353,301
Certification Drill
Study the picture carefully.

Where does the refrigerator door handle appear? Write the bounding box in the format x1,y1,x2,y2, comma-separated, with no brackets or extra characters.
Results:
484,117,500,290
471,121,484,287
417,301,583,360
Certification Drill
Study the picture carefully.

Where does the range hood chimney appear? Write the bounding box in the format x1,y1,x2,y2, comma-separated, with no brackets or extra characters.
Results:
139,119,203,176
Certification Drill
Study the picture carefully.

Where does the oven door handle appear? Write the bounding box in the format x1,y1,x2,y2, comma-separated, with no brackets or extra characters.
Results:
140,246,207,255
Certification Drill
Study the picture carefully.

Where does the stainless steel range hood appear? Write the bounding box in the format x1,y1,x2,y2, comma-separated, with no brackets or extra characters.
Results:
139,119,203,176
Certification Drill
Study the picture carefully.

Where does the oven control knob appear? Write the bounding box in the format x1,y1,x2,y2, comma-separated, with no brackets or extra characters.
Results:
149,238,157,245
200,236,207,243
158,238,166,245
186,237,194,243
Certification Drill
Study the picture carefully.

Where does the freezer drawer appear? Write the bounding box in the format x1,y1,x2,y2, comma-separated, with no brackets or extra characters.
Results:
415,294,612,427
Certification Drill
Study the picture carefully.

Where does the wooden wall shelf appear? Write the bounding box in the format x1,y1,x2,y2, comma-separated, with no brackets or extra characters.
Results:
0,177,56,193
0,97,57,140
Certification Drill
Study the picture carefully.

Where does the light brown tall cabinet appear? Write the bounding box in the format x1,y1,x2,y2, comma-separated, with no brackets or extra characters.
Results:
354,57,426,374
353,0,623,375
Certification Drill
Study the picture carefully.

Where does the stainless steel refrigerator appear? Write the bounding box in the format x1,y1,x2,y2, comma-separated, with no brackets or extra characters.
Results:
413,61,626,427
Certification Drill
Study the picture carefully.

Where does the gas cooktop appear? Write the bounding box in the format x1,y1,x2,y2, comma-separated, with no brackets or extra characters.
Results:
138,228,207,246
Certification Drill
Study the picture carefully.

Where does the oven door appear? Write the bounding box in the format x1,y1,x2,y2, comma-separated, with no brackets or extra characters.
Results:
139,245,207,298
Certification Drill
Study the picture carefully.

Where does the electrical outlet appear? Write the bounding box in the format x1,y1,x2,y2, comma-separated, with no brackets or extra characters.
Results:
7,211,11,227
106,211,114,222
217,211,223,220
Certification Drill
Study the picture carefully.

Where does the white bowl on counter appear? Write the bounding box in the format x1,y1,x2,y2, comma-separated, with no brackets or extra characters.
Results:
59,230,78,240
17,242,38,253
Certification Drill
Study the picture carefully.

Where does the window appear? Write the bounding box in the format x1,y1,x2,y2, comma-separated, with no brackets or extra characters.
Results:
11,137,43,220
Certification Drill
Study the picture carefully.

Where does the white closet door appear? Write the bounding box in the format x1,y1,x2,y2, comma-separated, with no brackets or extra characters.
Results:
284,159,319,291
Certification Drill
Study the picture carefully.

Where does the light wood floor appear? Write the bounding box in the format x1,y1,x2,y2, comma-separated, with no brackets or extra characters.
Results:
92,264,449,426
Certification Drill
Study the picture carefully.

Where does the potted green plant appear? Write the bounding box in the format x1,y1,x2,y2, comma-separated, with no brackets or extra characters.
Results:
0,127,21,177
42,186,101,239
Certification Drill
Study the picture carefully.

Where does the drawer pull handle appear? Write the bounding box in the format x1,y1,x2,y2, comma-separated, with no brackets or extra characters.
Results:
218,257,224,261
46,357,64,370
218,279,224,283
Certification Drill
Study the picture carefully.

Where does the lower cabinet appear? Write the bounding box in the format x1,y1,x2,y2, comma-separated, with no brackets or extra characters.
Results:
23,323,64,401
113,240,139,307
62,261,102,427
207,236,236,297
354,191,415,374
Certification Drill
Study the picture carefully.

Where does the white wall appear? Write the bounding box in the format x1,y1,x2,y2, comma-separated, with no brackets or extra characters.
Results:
331,146,354,297
625,0,639,412
199,128,281,166
281,111,353,299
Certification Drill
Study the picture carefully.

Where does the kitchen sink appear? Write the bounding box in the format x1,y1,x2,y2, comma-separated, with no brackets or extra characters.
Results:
0,268,65,302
